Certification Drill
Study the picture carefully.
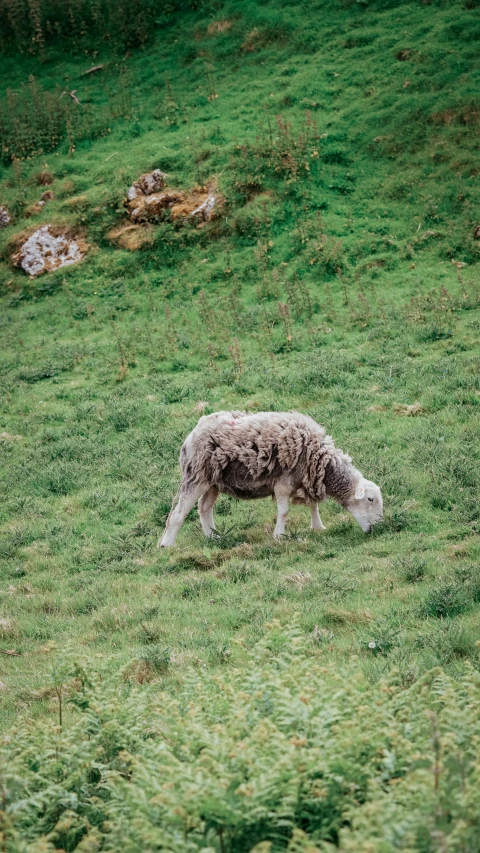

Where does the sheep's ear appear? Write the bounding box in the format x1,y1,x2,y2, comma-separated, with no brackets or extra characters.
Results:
355,482,365,500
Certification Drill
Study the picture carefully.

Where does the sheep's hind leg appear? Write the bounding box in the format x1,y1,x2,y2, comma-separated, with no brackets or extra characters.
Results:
274,486,290,540
198,486,219,537
159,484,205,548
310,504,326,532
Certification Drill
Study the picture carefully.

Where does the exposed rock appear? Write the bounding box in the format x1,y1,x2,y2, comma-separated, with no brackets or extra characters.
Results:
107,223,156,251
11,225,88,277
0,206,11,228
129,189,186,222
127,180,223,226
127,169,167,201
172,187,219,223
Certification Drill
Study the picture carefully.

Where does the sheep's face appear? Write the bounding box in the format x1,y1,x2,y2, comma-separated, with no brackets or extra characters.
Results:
346,478,383,532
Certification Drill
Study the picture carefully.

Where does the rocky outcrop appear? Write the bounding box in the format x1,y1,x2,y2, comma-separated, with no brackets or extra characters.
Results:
0,206,11,228
129,189,186,222
11,225,88,277
25,190,55,218
125,170,223,227
127,169,167,201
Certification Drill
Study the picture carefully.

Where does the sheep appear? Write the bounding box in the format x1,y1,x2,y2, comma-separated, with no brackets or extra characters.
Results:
158,410,383,547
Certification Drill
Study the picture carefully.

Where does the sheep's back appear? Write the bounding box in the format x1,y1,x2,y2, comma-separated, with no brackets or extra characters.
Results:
181,411,334,501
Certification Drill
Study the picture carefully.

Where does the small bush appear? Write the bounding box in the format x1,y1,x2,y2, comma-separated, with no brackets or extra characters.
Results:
421,578,471,618
138,644,171,674
395,554,428,583
107,401,140,432
3,624,480,852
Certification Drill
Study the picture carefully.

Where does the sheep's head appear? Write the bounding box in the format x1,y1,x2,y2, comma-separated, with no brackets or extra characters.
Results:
346,478,383,532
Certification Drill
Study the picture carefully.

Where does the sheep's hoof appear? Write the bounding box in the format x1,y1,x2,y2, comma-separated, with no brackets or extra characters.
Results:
311,525,326,532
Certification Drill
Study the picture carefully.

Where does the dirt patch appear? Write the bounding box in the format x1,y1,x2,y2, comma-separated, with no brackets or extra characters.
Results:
0,432,22,442
0,618,16,637
284,571,311,589
11,225,88,277
0,206,11,228
33,171,54,186
63,195,88,210
474,225,480,239
393,402,425,416
107,223,156,250
241,28,260,52
122,659,158,684
25,191,55,218
207,19,232,35
430,107,480,126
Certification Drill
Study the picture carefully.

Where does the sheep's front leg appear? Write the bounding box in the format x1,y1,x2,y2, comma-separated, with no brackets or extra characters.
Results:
158,484,205,548
310,504,326,532
198,486,219,537
274,487,290,540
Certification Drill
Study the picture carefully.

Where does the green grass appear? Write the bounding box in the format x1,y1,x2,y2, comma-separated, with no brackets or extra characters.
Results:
0,0,479,847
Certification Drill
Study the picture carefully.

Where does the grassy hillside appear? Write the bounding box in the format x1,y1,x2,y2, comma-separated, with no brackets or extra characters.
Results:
0,0,479,848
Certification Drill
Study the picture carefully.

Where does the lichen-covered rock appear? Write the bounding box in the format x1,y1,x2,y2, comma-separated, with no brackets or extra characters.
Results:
129,189,186,222
127,169,167,201
171,188,220,224
0,206,11,228
11,225,88,277
127,180,223,226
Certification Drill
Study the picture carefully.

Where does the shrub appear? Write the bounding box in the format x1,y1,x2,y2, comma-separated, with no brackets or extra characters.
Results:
3,623,480,852
394,554,428,583
421,578,471,619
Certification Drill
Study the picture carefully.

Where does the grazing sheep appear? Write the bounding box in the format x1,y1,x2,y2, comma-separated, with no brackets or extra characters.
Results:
158,411,383,547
